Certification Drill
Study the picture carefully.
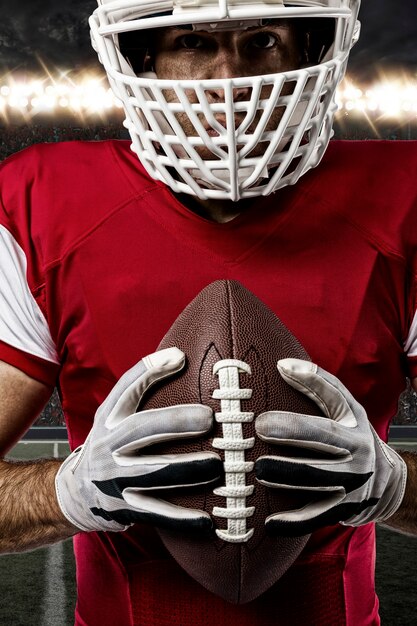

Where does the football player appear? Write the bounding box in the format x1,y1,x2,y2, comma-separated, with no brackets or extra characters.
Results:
0,0,416,624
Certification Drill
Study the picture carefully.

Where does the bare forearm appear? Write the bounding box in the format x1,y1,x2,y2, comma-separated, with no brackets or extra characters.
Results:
0,458,78,553
382,451,417,535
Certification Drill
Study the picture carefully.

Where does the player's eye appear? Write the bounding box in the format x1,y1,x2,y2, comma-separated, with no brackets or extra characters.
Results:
176,34,207,49
248,32,278,50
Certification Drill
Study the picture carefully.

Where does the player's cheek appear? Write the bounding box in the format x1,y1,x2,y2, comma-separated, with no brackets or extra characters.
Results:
154,52,194,81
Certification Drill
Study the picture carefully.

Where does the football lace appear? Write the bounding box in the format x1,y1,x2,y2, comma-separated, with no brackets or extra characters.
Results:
211,359,256,543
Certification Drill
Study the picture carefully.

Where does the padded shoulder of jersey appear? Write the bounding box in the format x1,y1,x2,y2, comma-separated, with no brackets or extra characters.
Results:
317,140,417,259
0,140,159,270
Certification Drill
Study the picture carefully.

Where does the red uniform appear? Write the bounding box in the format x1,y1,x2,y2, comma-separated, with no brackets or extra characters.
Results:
0,139,416,626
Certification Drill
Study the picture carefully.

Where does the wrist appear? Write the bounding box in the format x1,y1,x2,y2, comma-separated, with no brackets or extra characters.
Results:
55,452,94,532
342,444,408,527
382,450,417,534
377,446,408,521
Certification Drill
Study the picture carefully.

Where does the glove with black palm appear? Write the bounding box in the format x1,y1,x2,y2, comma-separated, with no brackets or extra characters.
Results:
255,359,407,536
56,347,221,533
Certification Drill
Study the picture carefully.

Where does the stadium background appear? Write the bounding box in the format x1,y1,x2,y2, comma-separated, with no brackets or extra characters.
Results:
1,0,417,623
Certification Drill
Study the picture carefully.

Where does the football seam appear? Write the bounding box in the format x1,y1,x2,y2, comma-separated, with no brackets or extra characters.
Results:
226,280,236,359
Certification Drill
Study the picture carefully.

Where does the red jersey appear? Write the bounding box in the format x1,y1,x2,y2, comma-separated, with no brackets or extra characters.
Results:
0,139,416,626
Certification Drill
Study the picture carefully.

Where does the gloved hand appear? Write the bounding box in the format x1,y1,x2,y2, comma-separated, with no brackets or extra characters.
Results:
255,358,407,536
56,347,222,533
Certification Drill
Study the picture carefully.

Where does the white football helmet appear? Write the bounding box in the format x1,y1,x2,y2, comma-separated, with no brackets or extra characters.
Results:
90,0,361,200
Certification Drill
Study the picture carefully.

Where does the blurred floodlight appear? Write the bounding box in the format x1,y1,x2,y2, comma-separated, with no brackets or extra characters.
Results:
337,76,417,119
0,72,416,121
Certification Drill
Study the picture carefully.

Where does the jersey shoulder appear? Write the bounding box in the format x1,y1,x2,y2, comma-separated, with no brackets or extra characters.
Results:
0,140,159,265
0,139,156,218
322,140,417,199
316,140,417,256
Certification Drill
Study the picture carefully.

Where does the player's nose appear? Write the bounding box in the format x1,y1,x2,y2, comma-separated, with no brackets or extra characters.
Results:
206,51,252,102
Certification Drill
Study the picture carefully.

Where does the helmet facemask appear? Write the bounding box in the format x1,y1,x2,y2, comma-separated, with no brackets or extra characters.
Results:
90,0,361,201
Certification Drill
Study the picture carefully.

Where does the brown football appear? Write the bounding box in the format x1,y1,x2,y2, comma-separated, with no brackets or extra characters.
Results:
139,280,324,604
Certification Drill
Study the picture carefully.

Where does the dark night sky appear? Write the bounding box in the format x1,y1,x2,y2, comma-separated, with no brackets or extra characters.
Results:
0,0,416,81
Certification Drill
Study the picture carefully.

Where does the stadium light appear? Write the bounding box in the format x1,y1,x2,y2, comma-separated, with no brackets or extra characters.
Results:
0,72,416,121
335,76,417,120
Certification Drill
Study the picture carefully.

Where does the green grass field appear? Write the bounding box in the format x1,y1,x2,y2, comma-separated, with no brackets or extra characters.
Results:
1,441,417,625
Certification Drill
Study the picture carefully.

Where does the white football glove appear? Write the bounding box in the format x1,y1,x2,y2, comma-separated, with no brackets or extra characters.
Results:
56,347,222,533
255,359,407,536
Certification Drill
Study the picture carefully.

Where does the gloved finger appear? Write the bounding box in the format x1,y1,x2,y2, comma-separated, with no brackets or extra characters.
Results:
102,347,186,428
113,404,214,454
255,410,353,454
264,493,345,536
93,451,223,493
123,492,213,532
89,492,213,533
255,456,372,492
265,495,377,537
277,359,365,427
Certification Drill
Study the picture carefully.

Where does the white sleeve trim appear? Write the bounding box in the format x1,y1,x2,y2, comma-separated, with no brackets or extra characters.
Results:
0,225,59,364
404,310,417,359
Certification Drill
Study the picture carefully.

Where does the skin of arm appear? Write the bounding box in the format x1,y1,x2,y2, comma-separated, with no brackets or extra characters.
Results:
0,360,78,553
382,376,417,535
